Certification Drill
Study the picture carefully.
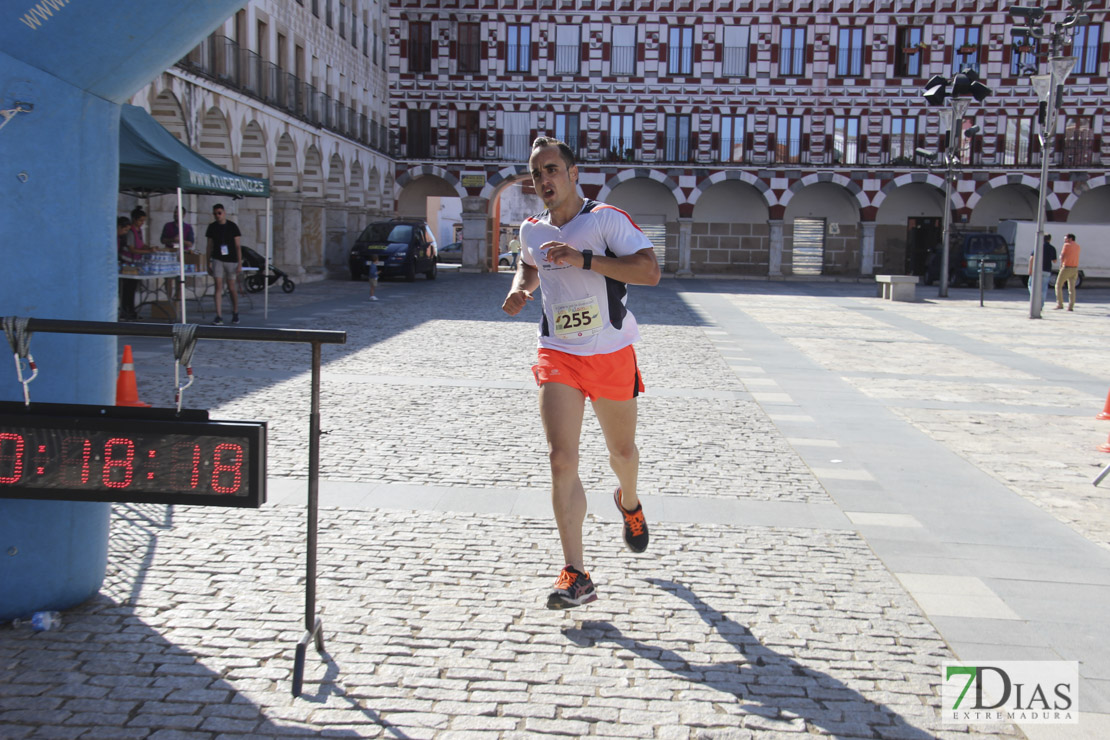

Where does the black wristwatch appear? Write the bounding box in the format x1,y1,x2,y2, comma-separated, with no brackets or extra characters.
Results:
581,249,593,271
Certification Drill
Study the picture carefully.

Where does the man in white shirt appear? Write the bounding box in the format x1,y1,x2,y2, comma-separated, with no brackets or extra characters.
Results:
502,137,660,609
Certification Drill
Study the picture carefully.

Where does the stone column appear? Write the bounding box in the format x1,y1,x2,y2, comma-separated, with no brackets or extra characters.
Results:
768,219,785,277
461,196,490,273
860,222,876,276
676,217,693,277
272,194,305,277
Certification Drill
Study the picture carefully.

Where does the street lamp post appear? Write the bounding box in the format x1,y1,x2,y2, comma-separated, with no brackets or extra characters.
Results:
1010,1,1090,318
937,98,969,299
1028,59,1075,317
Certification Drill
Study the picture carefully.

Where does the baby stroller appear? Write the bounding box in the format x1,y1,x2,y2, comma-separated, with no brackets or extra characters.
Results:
241,245,295,293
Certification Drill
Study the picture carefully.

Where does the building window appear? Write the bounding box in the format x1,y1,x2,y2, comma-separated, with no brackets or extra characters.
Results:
609,114,634,161
339,1,346,38
663,114,692,162
409,21,432,73
556,26,580,75
895,27,924,78
720,115,745,162
1003,117,1034,166
776,115,802,163
953,27,980,74
503,111,530,161
668,26,694,75
1072,25,1101,75
407,109,432,158
837,27,864,77
458,22,482,73
456,110,480,159
363,23,369,57
780,28,806,76
325,0,333,28
1011,35,1039,76
506,24,531,73
890,116,917,162
554,113,580,156
312,0,319,18
833,117,859,164
1063,116,1094,166
722,26,749,77
611,25,636,75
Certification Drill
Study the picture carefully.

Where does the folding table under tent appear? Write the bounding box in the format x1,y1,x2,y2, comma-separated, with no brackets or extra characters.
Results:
118,104,272,321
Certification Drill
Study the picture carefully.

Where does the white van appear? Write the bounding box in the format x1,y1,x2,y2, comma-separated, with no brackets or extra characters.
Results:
1000,221,1110,286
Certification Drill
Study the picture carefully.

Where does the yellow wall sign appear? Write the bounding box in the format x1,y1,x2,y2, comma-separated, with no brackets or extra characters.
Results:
461,175,485,188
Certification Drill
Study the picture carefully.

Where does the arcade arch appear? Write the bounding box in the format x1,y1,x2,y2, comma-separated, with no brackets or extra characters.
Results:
688,180,771,275
784,182,861,275
397,174,458,218
968,184,1038,226
150,90,188,144
272,134,299,193
874,183,945,277
607,177,679,269
1067,183,1110,223
326,153,346,203
302,146,324,199
239,121,269,180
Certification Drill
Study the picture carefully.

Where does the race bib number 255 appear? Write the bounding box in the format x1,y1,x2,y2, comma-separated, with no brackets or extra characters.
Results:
552,296,603,340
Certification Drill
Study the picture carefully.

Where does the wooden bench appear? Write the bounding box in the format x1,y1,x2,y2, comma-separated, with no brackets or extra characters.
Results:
875,275,918,302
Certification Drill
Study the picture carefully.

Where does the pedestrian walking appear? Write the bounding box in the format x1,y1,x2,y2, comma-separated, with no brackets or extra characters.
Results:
501,137,661,610
1054,233,1081,311
205,204,242,324
508,234,521,269
368,255,380,301
1028,234,1056,305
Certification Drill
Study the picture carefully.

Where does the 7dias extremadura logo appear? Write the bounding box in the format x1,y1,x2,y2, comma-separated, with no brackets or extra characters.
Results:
942,661,1078,724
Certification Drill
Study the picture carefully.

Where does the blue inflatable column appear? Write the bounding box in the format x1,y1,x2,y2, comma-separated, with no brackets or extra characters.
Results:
0,0,245,621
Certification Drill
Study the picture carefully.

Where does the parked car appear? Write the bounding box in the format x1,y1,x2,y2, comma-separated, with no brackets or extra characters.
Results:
349,220,437,282
437,241,463,264
925,233,1012,289
498,251,515,267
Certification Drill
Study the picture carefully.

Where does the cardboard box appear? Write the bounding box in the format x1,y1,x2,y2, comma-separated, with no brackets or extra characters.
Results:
184,252,205,270
149,301,176,321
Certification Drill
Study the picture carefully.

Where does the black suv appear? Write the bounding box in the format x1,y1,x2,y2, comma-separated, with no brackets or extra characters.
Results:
349,220,438,282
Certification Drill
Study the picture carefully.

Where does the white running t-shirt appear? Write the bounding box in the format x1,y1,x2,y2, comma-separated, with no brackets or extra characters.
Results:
520,200,654,356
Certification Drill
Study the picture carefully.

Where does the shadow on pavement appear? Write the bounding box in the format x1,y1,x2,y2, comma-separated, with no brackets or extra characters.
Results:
0,502,366,739
563,578,935,738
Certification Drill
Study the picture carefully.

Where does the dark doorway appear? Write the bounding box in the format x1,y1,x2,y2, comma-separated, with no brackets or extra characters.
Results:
905,217,941,277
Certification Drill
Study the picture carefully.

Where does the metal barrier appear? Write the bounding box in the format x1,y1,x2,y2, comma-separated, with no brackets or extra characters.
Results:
2,317,346,697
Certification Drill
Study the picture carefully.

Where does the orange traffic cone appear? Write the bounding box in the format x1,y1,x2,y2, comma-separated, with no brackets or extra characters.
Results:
115,345,150,407
1098,388,1110,420
1099,433,1110,453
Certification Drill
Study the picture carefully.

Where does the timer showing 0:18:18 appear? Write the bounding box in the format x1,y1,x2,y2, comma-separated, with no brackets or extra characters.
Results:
0,430,247,496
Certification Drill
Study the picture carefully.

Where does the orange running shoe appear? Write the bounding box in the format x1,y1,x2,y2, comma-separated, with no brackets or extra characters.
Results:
614,487,649,553
546,565,598,609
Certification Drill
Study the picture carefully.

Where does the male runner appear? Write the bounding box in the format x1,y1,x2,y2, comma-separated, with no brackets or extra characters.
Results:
501,137,661,610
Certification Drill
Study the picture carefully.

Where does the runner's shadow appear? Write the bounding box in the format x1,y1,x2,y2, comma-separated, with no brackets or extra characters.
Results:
563,578,934,738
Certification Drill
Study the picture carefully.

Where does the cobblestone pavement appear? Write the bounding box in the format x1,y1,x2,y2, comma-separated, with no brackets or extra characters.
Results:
10,271,1107,738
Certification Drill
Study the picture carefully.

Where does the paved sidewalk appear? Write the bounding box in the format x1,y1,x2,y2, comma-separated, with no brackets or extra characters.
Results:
3,273,1109,738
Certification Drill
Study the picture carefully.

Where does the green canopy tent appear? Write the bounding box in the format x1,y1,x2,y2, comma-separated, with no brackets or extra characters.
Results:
118,104,272,320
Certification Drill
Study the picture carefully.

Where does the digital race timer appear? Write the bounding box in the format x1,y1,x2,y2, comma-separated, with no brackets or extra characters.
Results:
0,402,266,508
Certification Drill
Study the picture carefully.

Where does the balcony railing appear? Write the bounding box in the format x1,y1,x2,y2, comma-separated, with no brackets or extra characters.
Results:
722,46,748,77
178,34,388,153
611,45,636,75
554,45,580,75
